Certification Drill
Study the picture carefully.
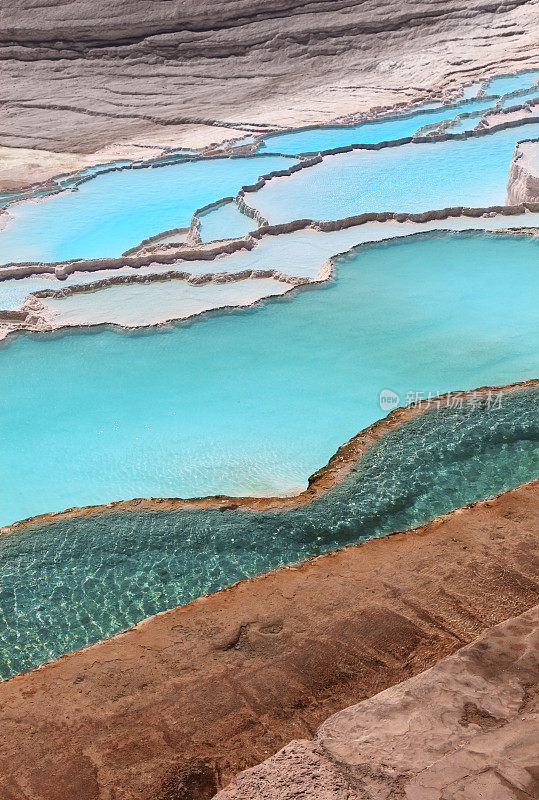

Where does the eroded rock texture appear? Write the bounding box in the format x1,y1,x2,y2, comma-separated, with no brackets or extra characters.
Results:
0,0,538,177
216,604,539,800
0,481,537,800
507,139,539,203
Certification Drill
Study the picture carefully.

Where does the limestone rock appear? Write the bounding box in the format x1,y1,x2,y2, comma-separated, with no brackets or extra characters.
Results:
216,605,539,799
507,139,539,204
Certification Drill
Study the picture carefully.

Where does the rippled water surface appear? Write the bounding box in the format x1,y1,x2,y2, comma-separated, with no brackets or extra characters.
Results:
1,232,537,526
1,68,539,682
0,387,536,680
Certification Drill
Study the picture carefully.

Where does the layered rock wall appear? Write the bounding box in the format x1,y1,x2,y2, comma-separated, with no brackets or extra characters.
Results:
1,0,538,185
507,139,539,203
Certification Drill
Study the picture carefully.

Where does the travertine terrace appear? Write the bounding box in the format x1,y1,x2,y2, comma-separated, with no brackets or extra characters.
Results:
1,0,539,188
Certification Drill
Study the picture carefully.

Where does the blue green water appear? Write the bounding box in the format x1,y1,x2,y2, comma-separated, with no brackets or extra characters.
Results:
483,70,539,97
1,81,537,267
0,155,291,265
1,69,539,681
0,386,536,680
1,232,538,527
250,122,539,224
198,200,255,242
256,97,498,154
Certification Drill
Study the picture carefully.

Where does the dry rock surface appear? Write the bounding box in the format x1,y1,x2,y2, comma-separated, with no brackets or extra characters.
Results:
0,481,537,800
507,139,539,204
216,604,539,800
1,0,539,187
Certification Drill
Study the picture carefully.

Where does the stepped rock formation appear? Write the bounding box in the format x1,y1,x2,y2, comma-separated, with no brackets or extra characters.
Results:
215,604,539,800
1,0,539,187
0,481,537,800
507,139,539,203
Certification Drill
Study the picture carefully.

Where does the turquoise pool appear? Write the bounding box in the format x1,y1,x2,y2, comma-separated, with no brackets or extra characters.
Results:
0,386,536,680
197,200,255,242
1,232,537,526
1,68,538,682
256,96,498,154
0,155,292,265
249,122,539,224
255,70,539,155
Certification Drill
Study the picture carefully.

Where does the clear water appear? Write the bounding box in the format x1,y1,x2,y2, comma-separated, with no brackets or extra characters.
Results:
1,232,537,526
445,113,484,134
256,97,498,155
250,122,539,224
0,156,291,265
198,201,255,242
460,82,483,100
3,210,539,310
482,70,539,98
0,386,536,680
41,278,292,328
498,84,539,108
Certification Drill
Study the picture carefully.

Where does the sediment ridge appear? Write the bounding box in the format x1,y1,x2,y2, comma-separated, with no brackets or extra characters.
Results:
2,202,539,283
1,267,308,338
1,224,537,340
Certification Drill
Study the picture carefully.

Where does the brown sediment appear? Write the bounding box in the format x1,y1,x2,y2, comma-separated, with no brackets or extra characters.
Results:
2,378,536,535
215,604,539,800
0,479,536,800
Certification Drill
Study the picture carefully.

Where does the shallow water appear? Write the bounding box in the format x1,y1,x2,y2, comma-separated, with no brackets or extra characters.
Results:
1,232,537,526
498,84,539,108
11,209,539,305
256,97,497,154
198,201,255,242
0,386,536,680
250,122,539,224
0,155,291,265
1,68,539,682
5,210,539,310
482,70,539,97
41,278,292,328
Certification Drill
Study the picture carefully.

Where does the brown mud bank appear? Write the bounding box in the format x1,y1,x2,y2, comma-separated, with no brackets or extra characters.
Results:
0,480,537,799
